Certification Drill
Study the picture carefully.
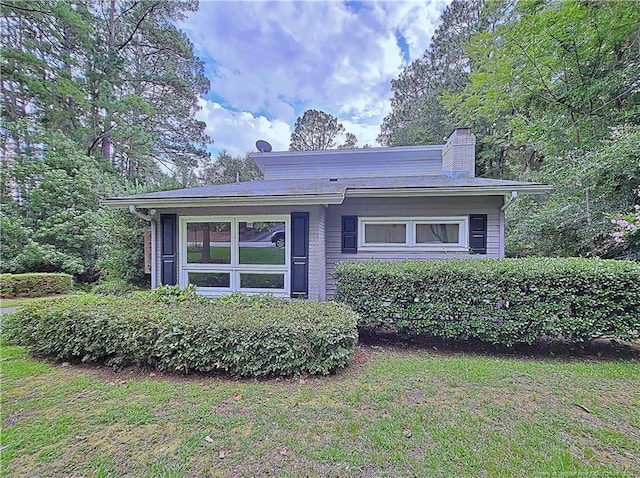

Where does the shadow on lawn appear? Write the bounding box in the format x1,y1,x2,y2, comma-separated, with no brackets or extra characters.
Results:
358,329,640,361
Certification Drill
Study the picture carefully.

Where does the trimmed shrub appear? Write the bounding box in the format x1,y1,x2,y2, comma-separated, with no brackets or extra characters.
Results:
334,258,640,345
0,273,73,298
150,284,201,303
7,293,358,377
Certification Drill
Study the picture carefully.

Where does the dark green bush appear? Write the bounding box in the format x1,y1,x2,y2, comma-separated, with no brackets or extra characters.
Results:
150,284,201,303
0,273,73,298
8,293,358,377
334,258,640,345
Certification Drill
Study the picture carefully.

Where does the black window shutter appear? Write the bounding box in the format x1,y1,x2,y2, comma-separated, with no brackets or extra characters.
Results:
469,214,487,254
290,212,309,298
341,216,358,253
160,214,177,285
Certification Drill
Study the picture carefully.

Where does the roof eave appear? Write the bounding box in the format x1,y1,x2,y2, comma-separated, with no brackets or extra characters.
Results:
103,192,346,209
103,183,553,209
345,184,553,198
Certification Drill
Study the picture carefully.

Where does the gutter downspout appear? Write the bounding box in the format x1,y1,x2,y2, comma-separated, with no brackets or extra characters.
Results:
129,205,158,289
499,191,518,259
501,191,518,211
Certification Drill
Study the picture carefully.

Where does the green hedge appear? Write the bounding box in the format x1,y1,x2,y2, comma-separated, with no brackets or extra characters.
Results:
0,273,73,298
7,293,358,377
334,258,640,345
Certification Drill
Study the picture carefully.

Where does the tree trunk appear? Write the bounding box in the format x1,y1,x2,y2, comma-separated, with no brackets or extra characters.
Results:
202,223,211,262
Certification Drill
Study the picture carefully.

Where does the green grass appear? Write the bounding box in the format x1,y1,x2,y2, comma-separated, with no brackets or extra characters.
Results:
187,246,285,265
0,295,76,309
2,342,639,477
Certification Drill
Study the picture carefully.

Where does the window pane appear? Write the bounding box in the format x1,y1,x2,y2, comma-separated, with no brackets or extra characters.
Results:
187,222,231,264
188,272,230,288
239,221,286,265
416,223,460,244
364,223,406,244
240,273,285,289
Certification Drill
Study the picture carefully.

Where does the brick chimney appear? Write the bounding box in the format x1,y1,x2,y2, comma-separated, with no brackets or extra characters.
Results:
442,128,476,178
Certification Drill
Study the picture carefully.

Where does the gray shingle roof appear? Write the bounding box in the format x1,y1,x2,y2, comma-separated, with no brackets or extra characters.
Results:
104,176,551,208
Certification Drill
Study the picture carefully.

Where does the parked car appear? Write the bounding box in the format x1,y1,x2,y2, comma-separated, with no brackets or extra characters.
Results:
271,228,285,248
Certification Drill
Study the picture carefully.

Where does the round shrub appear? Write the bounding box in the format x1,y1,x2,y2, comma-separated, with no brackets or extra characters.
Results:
8,293,359,378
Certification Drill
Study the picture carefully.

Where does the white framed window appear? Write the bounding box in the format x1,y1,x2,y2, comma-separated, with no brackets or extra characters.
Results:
180,215,289,296
359,217,468,251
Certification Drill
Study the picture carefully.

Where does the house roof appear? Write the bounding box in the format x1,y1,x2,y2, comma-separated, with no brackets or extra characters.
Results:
104,175,552,209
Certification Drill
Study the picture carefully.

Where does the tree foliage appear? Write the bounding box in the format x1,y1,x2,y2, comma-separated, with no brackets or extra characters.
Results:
451,0,640,158
289,109,358,151
381,0,640,259
1,132,113,276
1,0,211,181
199,150,263,185
0,0,212,280
378,0,506,148
611,187,640,259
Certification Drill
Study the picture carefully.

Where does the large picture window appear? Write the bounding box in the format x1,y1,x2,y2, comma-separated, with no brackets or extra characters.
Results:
359,217,468,251
180,216,289,295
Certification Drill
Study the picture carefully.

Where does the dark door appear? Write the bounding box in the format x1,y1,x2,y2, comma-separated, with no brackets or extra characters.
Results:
290,212,309,298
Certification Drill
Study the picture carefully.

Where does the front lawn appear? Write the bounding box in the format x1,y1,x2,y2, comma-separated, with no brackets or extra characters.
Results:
0,295,76,309
2,343,638,477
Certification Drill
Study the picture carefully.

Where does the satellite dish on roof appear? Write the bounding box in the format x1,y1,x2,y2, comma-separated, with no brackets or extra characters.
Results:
255,140,272,153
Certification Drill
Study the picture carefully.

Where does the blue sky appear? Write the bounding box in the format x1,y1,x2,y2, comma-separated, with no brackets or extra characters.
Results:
178,0,451,156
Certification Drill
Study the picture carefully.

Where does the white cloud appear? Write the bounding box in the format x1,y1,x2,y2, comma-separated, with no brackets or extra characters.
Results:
180,0,451,153
375,1,448,60
197,100,292,156
341,119,383,147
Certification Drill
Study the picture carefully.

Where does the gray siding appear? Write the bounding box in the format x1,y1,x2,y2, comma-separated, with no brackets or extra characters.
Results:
153,196,504,301
309,206,327,301
325,196,504,298
263,152,442,180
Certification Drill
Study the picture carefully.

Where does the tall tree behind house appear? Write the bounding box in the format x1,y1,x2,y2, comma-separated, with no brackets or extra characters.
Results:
0,0,212,278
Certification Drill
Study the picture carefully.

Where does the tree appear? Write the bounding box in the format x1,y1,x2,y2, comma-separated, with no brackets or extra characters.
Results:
199,150,263,185
380,0,640,258
1,0,94,199
451,0,640,160
0,0,213,281
1,132,114,276
378,0,518,178
610,187,640,260
450,0,640,258
504,126,640,259
1,0,212,186
338,132,358,149
289,109,358,151
84,0,212,180
377,0,504,148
